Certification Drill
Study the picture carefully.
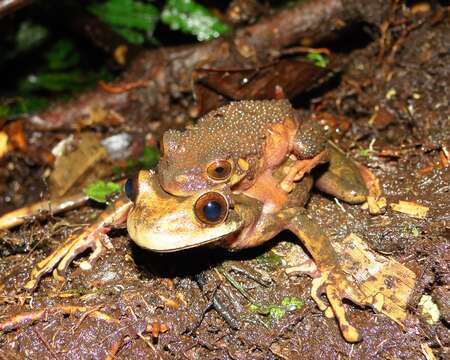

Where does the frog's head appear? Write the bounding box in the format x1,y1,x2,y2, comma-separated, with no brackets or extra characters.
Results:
157,129,251,196
156,100,295,196
126,170,245,252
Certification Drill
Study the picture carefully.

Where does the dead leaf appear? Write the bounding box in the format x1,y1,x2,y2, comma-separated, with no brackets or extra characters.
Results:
333,233,416,325
6,120,27,152
49,133,109,197
421,343,436,360
0,131,8,159
284,233,416,326
390,200,429,219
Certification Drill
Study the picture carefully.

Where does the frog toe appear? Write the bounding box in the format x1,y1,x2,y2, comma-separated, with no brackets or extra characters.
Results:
311,270,375,342
325,284,362,342
24,235,81,290
53,231,109,280
311,276,331,312
24,229,110,290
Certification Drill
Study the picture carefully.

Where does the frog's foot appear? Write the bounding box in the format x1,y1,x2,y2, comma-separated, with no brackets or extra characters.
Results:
280,150,328,192
24,198,131,291
354,162,386,215
310,270,373,343
315,143,386,214
24,227,112,291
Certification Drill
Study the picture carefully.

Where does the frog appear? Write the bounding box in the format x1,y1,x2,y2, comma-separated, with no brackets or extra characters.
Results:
24,99,380,342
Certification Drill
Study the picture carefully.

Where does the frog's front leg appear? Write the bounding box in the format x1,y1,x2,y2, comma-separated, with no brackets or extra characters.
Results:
24,198,132,290
280,119,329,192
279,207,372,342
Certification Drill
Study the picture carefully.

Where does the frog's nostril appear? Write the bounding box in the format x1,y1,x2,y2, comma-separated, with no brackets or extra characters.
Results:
194,192,228,225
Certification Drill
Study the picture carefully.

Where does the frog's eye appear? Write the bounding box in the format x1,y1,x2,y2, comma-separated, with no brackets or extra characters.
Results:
124,174,139,202
206,160,232,181
194,192,228,225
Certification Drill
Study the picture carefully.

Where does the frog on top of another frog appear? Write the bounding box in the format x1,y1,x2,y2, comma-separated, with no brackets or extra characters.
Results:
25,99,379,342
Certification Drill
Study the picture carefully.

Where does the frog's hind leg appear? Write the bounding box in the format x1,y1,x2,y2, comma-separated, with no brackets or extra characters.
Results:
314,142,368,204
278,207,374,342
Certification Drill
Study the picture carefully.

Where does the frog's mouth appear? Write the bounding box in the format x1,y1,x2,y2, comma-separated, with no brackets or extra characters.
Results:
142,224,241,253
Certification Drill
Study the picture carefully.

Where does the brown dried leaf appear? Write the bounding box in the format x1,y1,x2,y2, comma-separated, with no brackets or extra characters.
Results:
333,233,416,325
49,133,108,197
0,131,8,159
421,343,437,360
390,200,429,219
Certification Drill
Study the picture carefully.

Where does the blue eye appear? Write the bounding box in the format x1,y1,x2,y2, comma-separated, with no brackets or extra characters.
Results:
203,201,222,222
124,176,137,202
194,192,228,225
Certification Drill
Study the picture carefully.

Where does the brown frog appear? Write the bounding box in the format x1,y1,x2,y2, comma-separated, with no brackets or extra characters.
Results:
25,100,379,342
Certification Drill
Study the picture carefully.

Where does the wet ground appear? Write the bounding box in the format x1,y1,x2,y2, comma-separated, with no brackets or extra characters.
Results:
0,6,449,360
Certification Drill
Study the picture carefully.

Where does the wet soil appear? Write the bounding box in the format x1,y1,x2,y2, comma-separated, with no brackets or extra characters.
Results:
0,7,449,360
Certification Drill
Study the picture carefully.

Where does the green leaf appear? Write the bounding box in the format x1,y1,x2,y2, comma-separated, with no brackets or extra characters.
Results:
256,251,282,270
248,296,305,322
20,71,84,92
0,97,49,118
281,296,304,310
83,180,121,203
16,22,49,52
268,305,286,320
114,146,160,176
141,146,160,169
248,304,286,320
0,106,9,118
306,52,329,68
20,67,112,93
46,39,80,70
162,0,231,41
89,0,159,44
113,27,146,45
16,37,112,94
359,148,370,157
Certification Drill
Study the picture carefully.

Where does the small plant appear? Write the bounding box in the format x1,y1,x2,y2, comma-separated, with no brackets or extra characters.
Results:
88,0,159,45
306,52,329,68
256,251,283,271
161,0,230,41
83,180,121,203
249,296,305,320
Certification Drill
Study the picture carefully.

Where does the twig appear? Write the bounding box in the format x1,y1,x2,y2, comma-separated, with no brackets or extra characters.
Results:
216,268,256,303
33,328,60,360
0,193,89,230
0,0,34,18
0,305,119,333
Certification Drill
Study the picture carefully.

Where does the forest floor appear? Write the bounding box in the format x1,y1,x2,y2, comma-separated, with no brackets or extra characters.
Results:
0,3,449,360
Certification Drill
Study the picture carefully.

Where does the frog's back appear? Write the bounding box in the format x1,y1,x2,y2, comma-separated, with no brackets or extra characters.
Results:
165,99,296,161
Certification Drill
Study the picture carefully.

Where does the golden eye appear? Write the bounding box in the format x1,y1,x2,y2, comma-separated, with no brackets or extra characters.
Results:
194,192,228,225
207,160,232,181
